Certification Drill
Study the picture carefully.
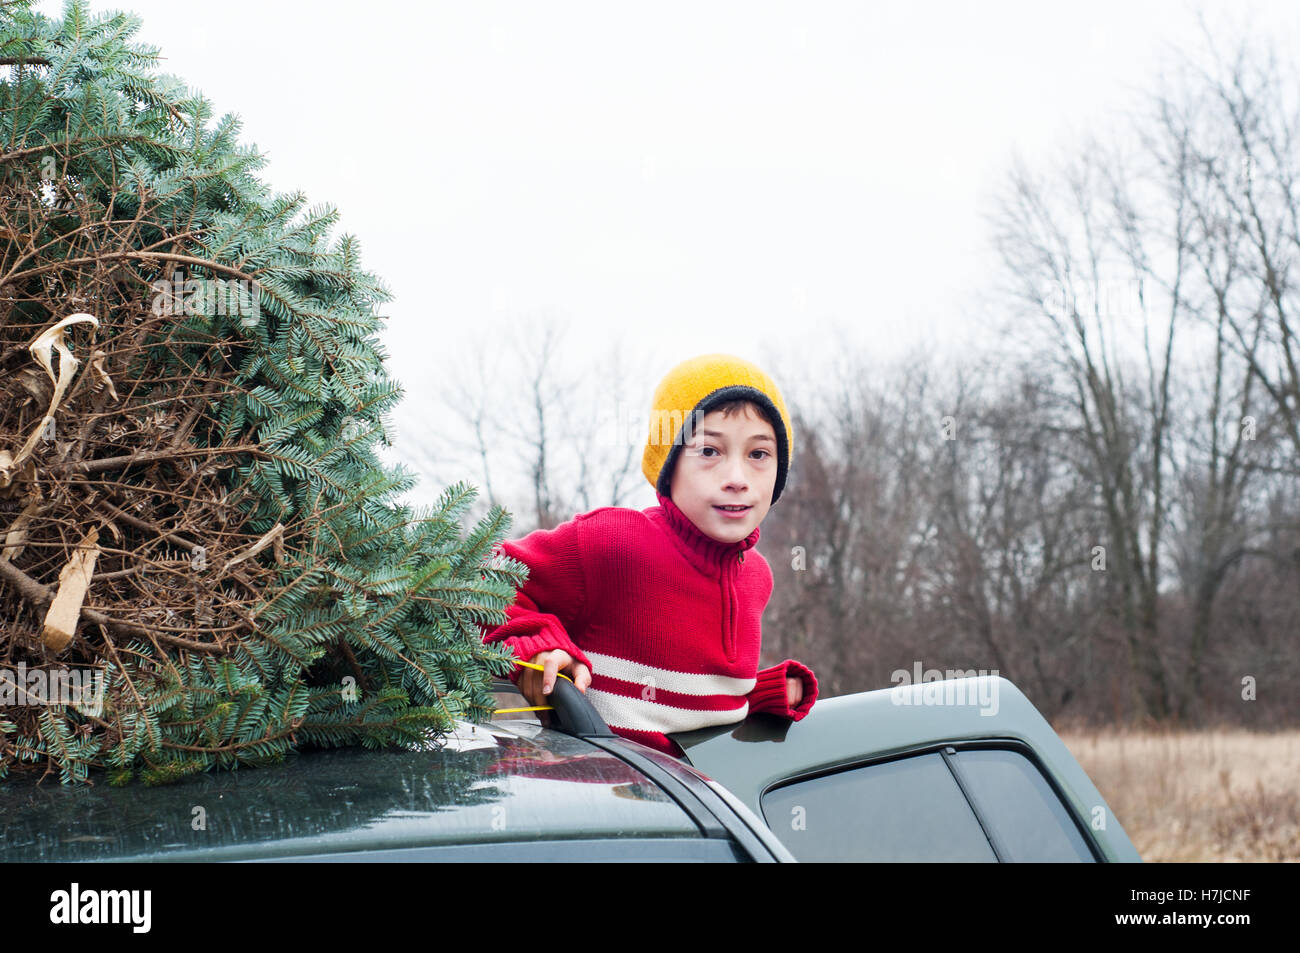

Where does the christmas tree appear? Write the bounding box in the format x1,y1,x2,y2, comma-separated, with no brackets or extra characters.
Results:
0,0,524,784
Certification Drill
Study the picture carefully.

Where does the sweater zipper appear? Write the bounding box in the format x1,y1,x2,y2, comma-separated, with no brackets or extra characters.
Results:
724,548,743,661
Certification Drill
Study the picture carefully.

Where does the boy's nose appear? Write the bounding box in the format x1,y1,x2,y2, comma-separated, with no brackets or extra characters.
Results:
723,466,749,489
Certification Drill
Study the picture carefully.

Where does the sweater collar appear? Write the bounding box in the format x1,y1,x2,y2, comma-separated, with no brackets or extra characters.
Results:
652,492,760,573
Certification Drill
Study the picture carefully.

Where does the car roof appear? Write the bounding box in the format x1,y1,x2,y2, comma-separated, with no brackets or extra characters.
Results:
0,720,703,862
668,675,1142,862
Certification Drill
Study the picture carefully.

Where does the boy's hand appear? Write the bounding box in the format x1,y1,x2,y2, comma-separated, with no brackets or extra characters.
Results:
519,649,592,709
786,676,803,708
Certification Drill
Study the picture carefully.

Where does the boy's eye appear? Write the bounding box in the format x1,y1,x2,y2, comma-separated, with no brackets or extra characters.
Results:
695,446,770,460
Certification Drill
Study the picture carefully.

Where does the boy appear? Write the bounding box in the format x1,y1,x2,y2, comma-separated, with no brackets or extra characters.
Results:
481,353,818,757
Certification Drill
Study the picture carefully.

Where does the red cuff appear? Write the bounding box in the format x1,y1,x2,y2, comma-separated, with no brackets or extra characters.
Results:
748,659,819,720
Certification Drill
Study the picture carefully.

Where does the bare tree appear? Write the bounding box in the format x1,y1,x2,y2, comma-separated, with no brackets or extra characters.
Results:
1179,36,1300,462
986,30,1300,723
990,144,1179,720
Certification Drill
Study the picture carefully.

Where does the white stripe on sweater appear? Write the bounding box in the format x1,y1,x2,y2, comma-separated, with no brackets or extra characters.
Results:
584,650,756,696
585,687,750,734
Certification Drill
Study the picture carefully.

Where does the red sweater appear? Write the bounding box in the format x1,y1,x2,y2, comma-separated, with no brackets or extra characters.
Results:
480,491,818,757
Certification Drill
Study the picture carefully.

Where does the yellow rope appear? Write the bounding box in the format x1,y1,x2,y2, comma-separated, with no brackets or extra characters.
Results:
491,658,574,714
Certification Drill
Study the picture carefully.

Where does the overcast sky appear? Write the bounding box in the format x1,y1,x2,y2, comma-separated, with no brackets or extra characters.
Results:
47,0,1300,513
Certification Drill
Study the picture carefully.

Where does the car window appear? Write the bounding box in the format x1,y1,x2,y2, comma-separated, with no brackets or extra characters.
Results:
759,752,998,862
950,748,1095,862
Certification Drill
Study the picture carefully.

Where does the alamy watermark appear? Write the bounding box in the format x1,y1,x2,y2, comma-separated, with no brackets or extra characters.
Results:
0,664,105,716
598,401,706,448
1041,277,1145,322
151,271,261,326
889,661,1001,716
50,883,150,933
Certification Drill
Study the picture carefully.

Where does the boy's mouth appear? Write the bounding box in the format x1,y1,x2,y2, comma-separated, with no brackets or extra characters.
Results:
713,504,752,518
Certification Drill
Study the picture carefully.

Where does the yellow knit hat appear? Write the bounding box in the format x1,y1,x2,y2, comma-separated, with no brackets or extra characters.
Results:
642,353,794,505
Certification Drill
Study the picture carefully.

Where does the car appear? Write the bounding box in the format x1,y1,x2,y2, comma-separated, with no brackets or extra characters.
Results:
0,675,1140,863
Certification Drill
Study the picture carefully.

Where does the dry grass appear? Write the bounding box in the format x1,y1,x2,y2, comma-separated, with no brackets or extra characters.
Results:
1055,724,1300,862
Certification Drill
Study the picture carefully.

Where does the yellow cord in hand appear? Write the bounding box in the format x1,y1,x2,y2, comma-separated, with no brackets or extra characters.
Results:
491,658,574,714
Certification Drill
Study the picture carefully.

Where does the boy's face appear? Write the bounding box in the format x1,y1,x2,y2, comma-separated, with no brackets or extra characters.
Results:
669,404,777,544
